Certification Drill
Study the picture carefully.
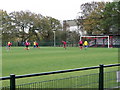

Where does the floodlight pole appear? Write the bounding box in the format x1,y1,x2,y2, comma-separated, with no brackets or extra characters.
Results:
53,30,56,47
108,36,110,48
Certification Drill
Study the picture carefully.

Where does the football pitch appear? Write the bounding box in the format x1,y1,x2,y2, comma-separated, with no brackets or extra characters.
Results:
1,47,119,88
2,47,118,77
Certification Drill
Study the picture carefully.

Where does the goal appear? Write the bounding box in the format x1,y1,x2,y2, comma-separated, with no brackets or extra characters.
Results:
80,36,111,48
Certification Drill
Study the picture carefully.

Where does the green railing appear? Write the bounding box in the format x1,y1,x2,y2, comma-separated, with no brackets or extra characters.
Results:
1,64,120,89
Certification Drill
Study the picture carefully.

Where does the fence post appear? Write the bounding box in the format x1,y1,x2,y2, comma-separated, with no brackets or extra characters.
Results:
99,64,104,90
10,74,15,90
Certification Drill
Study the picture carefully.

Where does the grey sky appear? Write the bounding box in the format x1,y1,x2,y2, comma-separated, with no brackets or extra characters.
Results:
1,0,112,20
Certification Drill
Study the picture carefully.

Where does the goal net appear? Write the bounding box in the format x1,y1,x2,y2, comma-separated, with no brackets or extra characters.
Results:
80,36,112,48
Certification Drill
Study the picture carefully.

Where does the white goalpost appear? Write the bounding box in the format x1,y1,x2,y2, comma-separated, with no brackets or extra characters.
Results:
80,36,110,48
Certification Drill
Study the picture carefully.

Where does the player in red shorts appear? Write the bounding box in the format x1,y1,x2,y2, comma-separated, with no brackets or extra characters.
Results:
7,41,12,50
62,41,67,49
78,40,83,50
25,41,30,50
36,42,40,48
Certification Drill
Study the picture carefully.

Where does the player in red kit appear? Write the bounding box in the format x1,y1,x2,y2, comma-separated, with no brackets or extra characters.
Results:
7,41,12,50
78,40,83,50
36,42,40,48
62,41,67,49
25,41,30,50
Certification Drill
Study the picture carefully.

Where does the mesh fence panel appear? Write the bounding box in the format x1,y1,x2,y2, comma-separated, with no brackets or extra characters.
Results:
15,73,99,89
104,70,120,89
1,80,10,90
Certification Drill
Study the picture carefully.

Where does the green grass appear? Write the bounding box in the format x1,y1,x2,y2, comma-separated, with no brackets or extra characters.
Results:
2,47,118,76
2,47,119,88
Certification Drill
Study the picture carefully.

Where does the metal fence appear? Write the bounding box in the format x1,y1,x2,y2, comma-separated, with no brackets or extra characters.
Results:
0,64,120,90
2,41,120,48
2,41,78,47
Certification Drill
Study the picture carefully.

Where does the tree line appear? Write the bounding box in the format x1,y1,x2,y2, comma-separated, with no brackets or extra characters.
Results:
1,10,79,45
76,1,120,35
1,1,120,46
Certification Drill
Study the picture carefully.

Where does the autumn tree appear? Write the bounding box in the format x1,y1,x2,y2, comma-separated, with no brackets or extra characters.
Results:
79,1,120,35
79,2,106,35
1,10,62,46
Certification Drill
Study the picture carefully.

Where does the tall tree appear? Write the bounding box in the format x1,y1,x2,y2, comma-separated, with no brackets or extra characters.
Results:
1,10,16,41
79,2,106,35
100,2,120,34
9,11,43,42
36,16,62,42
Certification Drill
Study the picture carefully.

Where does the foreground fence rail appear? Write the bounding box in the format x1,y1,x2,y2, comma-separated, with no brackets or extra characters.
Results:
0,64,120,90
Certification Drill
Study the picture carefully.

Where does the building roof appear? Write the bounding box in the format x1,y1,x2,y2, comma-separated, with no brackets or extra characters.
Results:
64,20,77,27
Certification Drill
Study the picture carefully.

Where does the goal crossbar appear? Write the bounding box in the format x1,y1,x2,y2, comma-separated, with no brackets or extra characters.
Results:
80,36,109,37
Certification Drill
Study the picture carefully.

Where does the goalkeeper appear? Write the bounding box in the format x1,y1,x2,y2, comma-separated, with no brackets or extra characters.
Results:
83,40,89,49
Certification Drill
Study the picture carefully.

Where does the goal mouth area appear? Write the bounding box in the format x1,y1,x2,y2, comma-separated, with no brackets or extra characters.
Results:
80,36,110,48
